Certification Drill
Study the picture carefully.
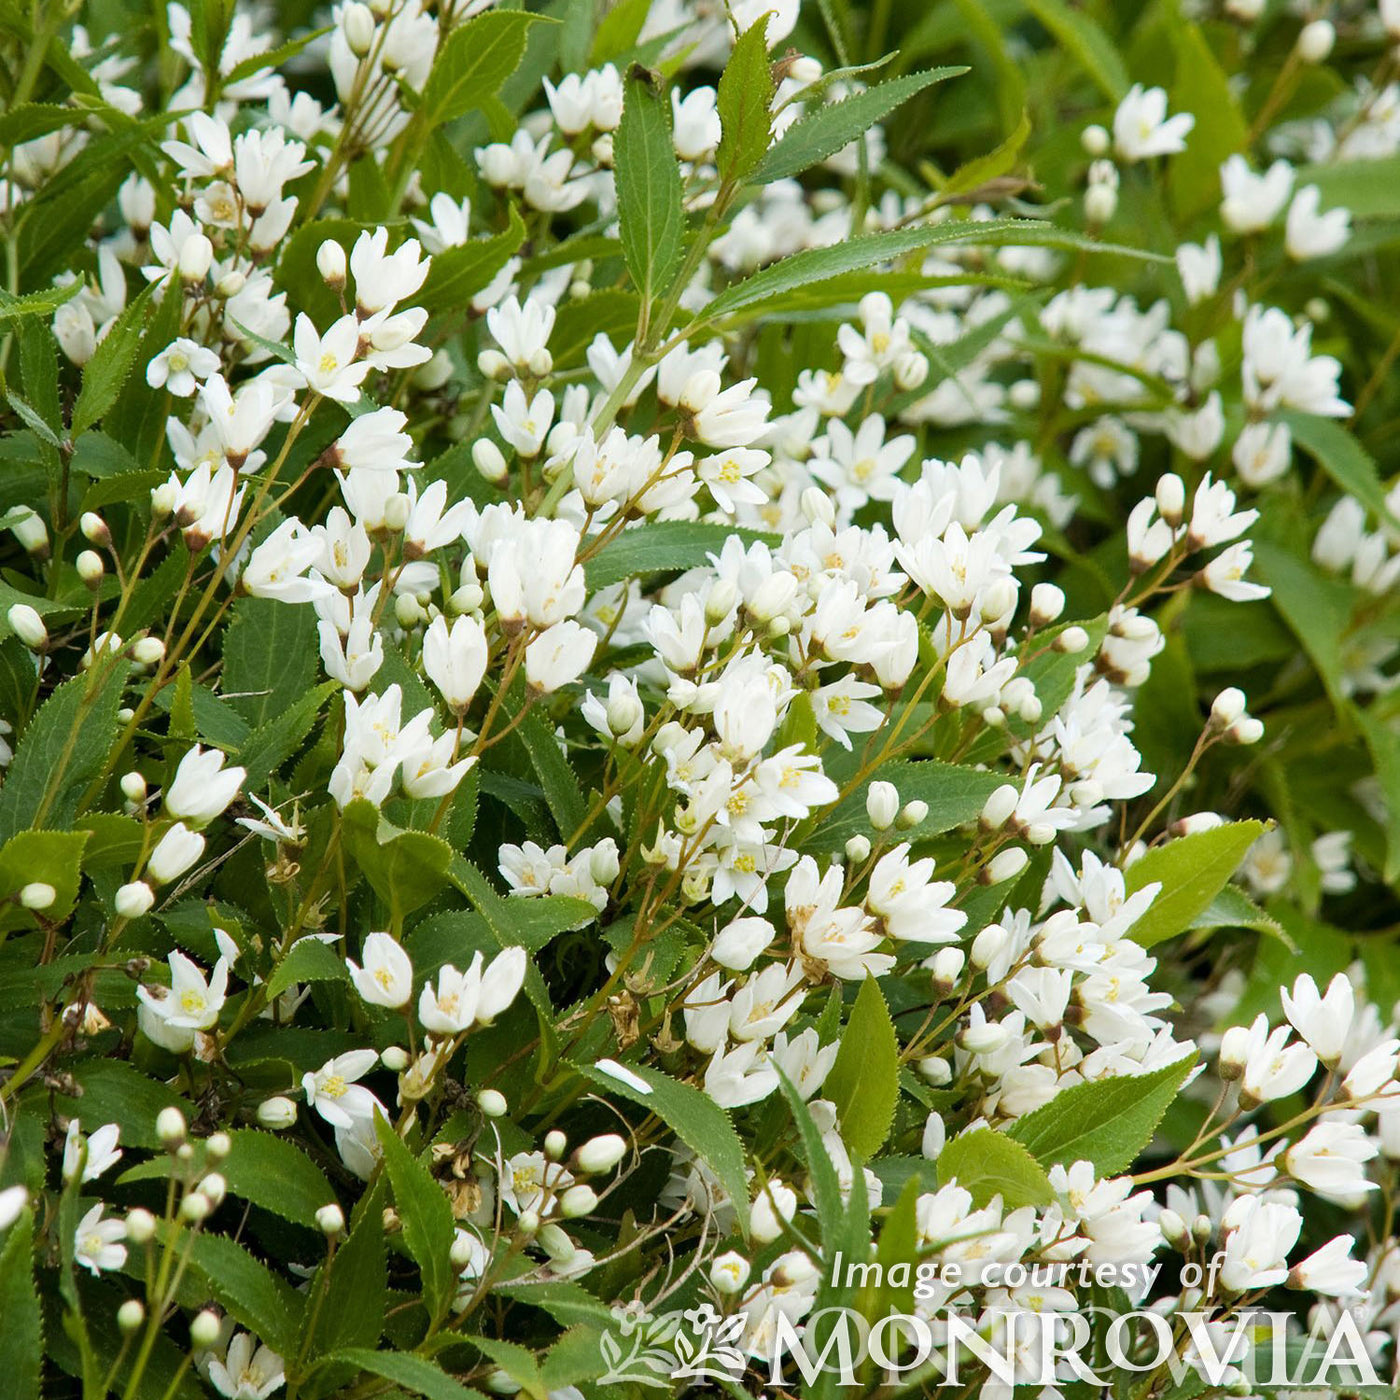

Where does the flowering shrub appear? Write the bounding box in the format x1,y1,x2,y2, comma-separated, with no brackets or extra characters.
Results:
2,0,1400,1396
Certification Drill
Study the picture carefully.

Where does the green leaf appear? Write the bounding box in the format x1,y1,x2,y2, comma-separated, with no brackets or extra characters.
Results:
221,596,320,728
0,829,88,932
342,799,454,924
808,759,1003,851
589,0,651,63
775,1066,846,1245
71,282,158,437
372,1112,458,1323
584,521,778,591
1358,710,1400,886
266,937,350,1003
1251,540,1354,708
579,1060,750,1236
697,218,1167,327
1299,153,1400,219
515,708,588,840
754,68,965,184
1281,410,1400,530
419,207,527,313
937,1127,1054,1209
0,279,81,327
55,1061,185,1149
0,660,132,841
0,1207,41,1400
422,11,550,125
1023,0,1128,101
1009,1054,1198,1175
185,1231,303,1357
716,20,776,184
236,681,337,789
317,1182,387,1354
1187,884,1285,940
614,73,684,316
1124,821,1267,947
1167,18,1248,221
323,1349,482,1400
822,976,900,1159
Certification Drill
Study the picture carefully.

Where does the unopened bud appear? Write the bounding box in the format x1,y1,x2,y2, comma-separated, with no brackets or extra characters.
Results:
472,439,508,485
544,1129,567,1161
317,239,347,289
1081,124,1110,156
1084,183,1117,224
118,1299,146,1333
845,834,871,863
190,1309,221,1349
893,351,929,391
896,799,929,829
558,1184,598,1218
252,1095,294,1131
930,947,965,995
866,780,899,831
477,1088,508,1118
980,784,1018,831
982,846,1029,884
381,1045,409,1072
115,882,155,919
180,1190,212,1223
800,486,835,529
130,637,165,666
1227,716,1264,745
80,512,110,546
1210,687,1247,728
206,1132,231,1162
1296,18,1334,62
382,494,411,533
1054,626,1090,654
1155,473,1185,527
316,1203,345,1237
476,349,510,382
126,1207,157,1243
77,550,104,586
1029,583,1064,627
20,882,55,910
156,1106,186,1146
178,234,213,283
342,1,375,56
7,603,46,649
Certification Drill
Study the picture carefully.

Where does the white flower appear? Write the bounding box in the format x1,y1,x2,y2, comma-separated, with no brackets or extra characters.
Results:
146,337,220,396
422,614,488,713
346,932,413,1009
525,620,596,694
349,227,429,315
1112,85,1194,161
1220,155,1293,233
1176,236,1221,305
1285,185,1350,260
1290,1236,1369,1297
74,1203,127,1275
1281,972,1354,1067
293,312,370,403
0,1185,27,1230
207,1332,286,1400
62,1120,123,1183
147,821,205,884
137,950,228,1034
164,744,246,826
302,1050,383,1129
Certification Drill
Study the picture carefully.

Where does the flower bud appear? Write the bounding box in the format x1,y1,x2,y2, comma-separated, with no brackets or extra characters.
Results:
979,576,1017,624
893,350,929,391
983,846,1029,884
1081,124,1110,156
157,1106,186,1146
80,511,110,546
1029,583,1064,627
12,510,49,556
544,1129,567,1161
558,1183,598,1218
477,1088,508,1118
896,799,928,829
7,603,46,649
206,1132,231,1162
178,233,213,283
1084,183,1117,225
190,1309,221,1349
472,439,508,485
930,948,965,995
917,1054,953,1084
980,784,1018,831
1296,18,1334,62
130,637,165,666
704,579,737,626
527,347,553,379
126,1207,156,1243
971,923,1009,971
1053,626,1089,654
257,1096,297,1129
213,269,246,298
118,1299,146,1333
1155,473,1185,527
1008,378,1040,411
1227,716,1264,745
516,1208,540,1235
574,1133,627,1174
316,1203,346,1237
845,834,871,864
866,780,899,831
77,550,104,586
342,1,375,55
180,1190,212,1223
381,1045,410,1072
1218,1024,1251,1080
800,486,835,528
1159,1208,1188,1247
317,239,347,287
606,690,643,739
151,483,178,519
1210,687,1247,728
20,882,55,910
197,1172,227,1208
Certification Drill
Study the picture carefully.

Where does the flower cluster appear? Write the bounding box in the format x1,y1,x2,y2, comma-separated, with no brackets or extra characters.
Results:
0,1,1398,1398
